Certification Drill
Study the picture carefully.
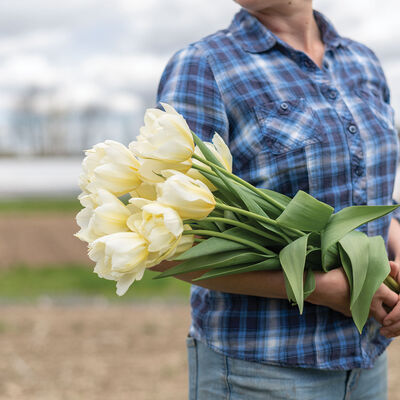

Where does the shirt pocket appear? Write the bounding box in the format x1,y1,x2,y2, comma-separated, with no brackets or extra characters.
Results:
232,98,325,195
253,98,324,155
354,87,396,131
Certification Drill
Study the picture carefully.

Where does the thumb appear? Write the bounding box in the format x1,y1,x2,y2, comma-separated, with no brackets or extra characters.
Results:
390,261,400,284
379,284,398,310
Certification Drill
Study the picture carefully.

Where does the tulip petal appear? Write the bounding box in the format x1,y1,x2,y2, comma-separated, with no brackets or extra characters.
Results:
212,133,232,171
116,269,145,296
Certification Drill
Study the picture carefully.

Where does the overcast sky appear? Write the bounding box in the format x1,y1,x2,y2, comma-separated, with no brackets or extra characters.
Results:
0,0,399,123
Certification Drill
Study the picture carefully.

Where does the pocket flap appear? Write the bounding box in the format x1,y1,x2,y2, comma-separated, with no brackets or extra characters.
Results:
254,98,323,155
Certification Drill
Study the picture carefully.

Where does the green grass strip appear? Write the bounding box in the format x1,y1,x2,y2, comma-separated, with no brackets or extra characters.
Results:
0,264,190,300
0,198,81,214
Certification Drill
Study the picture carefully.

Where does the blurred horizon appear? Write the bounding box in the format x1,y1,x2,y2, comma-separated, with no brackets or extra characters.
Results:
1,1,400,154
1,0,400,195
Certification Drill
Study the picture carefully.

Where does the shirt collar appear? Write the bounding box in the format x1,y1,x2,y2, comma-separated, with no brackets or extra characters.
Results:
230,8,348,54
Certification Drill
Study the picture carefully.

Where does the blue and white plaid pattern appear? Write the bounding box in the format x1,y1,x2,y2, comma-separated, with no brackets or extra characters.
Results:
157,9,400,370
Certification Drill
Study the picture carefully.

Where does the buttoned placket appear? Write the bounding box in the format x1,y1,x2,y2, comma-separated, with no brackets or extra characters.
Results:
295,48,368,209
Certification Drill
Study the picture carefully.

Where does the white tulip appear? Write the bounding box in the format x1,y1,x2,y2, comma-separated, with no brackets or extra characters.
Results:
138,158,192,183
88,232,149,296
186,168,217,192
78,191,99,209
196,133,232,172
127,200,183,255
167,224,194,260
157,171,216,220
75,189,131,243
130,181,158,201
129,103,194,163
80,140,141,196
187,133,233,191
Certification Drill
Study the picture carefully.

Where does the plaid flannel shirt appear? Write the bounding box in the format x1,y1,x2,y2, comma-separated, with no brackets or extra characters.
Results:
157,8,400,370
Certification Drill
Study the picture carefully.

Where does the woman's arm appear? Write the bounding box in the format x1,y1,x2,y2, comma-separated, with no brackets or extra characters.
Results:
151,260,288,298
151,260,398,330
388,217,400,263
381,218,400,336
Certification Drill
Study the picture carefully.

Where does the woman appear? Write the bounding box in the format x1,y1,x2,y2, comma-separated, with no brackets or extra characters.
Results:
154,1,400,398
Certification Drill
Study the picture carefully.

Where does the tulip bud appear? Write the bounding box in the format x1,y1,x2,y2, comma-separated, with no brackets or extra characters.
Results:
156,171,216,220
127,200,184,255
130,182,158,201
88,232,149,296
75,189,131,243
167,224,194,260
187,133,232,191
138,158,192,183
196,133,232,172
80,140,141,196
129,103,194,163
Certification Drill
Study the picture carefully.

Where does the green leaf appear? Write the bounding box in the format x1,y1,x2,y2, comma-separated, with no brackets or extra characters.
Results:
283,274,296,306
192,131,225,169
213,168,271,219
234,186,289,218
155,251,269,279
350,236,391,333
338,231,369,307
250,220,291,243
305,248,322,270
304,268,316,298
193,257,281,281
223,226,275,246
196,169,241,206
321,244,339,272
174,227,248,260
190,219,220,232
307,232,321,248
214,168,247,207
338,245,353,295
279,234,310,313
276,190,333,232
321,204,399,269
260,188,291,208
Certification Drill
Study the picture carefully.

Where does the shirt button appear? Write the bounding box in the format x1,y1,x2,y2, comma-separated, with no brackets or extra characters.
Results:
280,102,289,111
328,90,337,100
354,166,364,176
348,124,358,134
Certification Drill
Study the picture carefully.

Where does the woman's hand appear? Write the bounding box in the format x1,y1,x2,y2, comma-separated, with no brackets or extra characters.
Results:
380,261,400,337
307,266,399,331
306,267,352,317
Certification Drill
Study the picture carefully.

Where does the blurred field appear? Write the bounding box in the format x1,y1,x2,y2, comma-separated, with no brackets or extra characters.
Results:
0,304,191,400
0,303,399,400
2,198,400,399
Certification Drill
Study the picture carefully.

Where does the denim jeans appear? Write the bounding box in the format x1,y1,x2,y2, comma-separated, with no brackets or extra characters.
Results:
186,337,387,400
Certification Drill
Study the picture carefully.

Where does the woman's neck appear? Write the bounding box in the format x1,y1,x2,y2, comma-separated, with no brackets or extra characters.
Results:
247,2,324,66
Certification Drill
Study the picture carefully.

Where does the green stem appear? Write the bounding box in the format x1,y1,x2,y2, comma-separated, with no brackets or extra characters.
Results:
384,275,400,293
191,163,217,176
200,216,286,244
182,230,275,255
192,153,285,211
214,202,300,242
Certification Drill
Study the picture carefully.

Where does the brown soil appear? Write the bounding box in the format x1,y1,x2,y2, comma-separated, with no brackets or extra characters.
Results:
0,214,88,266
0,304,400,400
0,304,191,400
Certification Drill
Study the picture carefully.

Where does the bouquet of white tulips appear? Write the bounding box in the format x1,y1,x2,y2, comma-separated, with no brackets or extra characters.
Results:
76,103,399,333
